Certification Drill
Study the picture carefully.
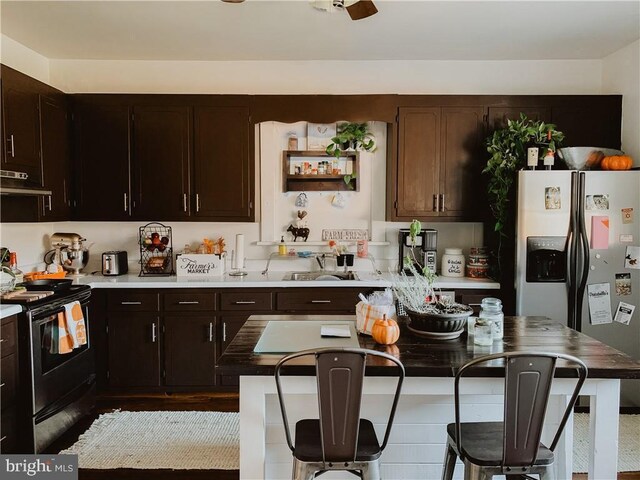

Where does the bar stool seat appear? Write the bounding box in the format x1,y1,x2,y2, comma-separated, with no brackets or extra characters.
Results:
294,419,381,462
446,422,554,467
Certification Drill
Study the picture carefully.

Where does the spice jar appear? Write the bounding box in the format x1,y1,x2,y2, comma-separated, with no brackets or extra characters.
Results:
473,319,493,346
441,248,465,277
480,297,504,340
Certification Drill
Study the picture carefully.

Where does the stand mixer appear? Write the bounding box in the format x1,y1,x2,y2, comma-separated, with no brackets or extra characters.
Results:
50,233,90,276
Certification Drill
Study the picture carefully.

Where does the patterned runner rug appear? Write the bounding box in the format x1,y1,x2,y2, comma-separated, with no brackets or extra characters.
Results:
60,410,239,470
573,413,640,473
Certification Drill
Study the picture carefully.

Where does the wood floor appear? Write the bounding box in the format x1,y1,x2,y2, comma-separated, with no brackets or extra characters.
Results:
48,392,639,480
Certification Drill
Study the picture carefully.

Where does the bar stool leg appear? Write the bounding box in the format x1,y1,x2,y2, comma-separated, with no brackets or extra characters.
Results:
442,443,457,480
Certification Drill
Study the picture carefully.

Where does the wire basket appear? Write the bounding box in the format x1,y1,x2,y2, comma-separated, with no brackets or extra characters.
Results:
139,222,174,276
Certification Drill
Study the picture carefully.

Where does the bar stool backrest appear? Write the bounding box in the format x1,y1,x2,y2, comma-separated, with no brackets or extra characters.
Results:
275,347,405,465
454,351,588,473
316,351,366,462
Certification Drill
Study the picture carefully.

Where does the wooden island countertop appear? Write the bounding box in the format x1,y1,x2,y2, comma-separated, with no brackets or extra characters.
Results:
217,314,640,379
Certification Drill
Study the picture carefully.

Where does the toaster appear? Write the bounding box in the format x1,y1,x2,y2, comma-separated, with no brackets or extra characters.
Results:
102,251,128,276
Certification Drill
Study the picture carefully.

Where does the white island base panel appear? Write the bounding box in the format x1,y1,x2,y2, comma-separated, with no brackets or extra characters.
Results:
240,376,620,480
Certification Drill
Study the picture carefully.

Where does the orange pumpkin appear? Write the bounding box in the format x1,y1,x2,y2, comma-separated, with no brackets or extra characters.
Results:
601,155,633,171
371,315,400,345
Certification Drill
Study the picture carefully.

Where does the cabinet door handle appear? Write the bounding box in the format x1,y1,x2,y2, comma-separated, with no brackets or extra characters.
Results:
440,194,445,212
196,193,200,213
311,300,331,304
121,301,142,305
178,301,200,305
123,193,128,212
0,382,6,388
0,436,6,443
183,193,187,212
233,301,255,305
151,323,157,343
0,338,5,343
209,322,214,342
223,322,227,342
7,134,15,157
433,194,439,212
47,195,52,211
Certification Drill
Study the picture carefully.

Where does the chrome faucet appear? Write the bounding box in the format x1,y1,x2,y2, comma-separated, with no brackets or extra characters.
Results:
316,254,326,270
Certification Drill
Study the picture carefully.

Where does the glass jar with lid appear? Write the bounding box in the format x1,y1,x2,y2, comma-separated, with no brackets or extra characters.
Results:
473,318,493,346
480,297,504,340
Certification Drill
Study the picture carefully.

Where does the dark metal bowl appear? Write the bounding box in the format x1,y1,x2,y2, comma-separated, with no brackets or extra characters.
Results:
404,305,473,333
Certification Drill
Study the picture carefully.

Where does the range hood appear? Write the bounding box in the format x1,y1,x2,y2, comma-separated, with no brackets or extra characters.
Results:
0,170,52,196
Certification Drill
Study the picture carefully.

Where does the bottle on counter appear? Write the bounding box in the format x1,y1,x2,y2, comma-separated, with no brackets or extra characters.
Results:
479,297,504,340
183,244,192,254
9,252,24,284
279,236,288,256
473,318,493,346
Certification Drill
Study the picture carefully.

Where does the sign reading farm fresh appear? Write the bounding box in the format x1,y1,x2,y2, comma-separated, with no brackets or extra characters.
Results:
322,229,368,241
176,254,225,277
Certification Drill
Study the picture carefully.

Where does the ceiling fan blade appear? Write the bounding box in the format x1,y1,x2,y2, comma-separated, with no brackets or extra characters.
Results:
346,0,378,20
221,0,245,3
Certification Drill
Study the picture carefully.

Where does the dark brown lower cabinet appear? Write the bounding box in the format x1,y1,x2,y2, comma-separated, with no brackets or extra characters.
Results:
164,315,216,386
217,315,251,386
107,314,161,387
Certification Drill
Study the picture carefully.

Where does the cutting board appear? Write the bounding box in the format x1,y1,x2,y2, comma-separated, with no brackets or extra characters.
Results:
254,320,359,353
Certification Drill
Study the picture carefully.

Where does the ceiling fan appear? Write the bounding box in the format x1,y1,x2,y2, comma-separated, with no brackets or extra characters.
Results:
220,0,378,21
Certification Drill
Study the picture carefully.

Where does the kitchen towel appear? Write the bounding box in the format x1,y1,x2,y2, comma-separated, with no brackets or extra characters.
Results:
57,301,87,354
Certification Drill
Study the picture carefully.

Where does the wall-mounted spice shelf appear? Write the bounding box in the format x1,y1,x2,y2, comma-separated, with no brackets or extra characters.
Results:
283,150,359,192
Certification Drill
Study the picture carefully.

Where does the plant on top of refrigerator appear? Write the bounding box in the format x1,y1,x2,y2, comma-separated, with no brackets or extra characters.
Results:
484,114,564,276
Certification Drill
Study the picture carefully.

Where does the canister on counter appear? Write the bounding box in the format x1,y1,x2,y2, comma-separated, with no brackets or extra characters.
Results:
357,239,368,258
441,248,465,277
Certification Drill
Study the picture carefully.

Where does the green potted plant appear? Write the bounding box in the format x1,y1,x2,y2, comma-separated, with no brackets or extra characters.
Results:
484,114,564,276
326,122,376,188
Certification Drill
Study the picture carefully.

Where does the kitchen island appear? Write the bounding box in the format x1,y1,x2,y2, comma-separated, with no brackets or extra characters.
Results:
218,315,640,480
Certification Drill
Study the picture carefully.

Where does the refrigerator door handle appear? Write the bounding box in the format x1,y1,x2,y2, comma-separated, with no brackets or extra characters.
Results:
575,172,590,332
567,172,578,329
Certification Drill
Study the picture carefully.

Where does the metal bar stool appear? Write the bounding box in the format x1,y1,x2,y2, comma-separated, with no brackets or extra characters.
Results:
442,351,588,480
275,347,405,480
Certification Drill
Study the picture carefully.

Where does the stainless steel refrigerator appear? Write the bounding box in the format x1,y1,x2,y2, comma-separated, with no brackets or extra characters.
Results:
515,170,640,406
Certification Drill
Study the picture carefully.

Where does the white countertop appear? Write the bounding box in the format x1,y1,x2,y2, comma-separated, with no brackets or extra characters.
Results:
0,304,23,319
0,273,499,318
72,271,500,290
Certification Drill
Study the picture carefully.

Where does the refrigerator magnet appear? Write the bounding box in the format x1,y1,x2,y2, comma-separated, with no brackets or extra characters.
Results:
615,273,632,296
620,234,634,243
587,283,613,325
613,302,635,325
621,207,634,224
544,187,561,209
590,216,609,249
585,194,609,210
624,246,639,269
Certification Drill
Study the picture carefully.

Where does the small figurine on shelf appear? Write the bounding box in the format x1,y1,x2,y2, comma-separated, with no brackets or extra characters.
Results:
287,211,310,242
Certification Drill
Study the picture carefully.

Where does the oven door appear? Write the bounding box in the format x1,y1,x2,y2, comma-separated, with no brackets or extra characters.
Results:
30,300,95,414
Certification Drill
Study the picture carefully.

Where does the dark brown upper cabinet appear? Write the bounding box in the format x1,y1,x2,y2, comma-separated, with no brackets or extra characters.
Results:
551,100,622,149
39,95,72,220
131,106,191,219
194,106,253,221
1,66,43,185
74,102,132,220
486,106,551,132
393,106,483,221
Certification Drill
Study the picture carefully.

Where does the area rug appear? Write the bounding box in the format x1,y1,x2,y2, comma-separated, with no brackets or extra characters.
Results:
573,413,640,473
60,410,239,470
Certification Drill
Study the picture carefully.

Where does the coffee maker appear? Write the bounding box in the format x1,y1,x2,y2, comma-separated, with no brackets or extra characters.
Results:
398,228,437,274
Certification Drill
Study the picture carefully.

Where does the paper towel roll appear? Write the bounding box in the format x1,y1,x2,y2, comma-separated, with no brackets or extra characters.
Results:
233,234,245,269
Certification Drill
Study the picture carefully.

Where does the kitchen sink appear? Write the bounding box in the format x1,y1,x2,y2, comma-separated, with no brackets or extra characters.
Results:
282,271,360,281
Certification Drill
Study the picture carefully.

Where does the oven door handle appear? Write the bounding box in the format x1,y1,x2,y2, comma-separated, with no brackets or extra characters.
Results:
32,301,89,325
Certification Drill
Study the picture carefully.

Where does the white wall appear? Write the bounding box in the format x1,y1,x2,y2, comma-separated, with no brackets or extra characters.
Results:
0,34,50,84
48,58,604,94
602,39,640,166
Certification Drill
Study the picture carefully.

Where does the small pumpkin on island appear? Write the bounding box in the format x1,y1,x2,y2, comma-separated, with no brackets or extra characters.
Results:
371,314,400,345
